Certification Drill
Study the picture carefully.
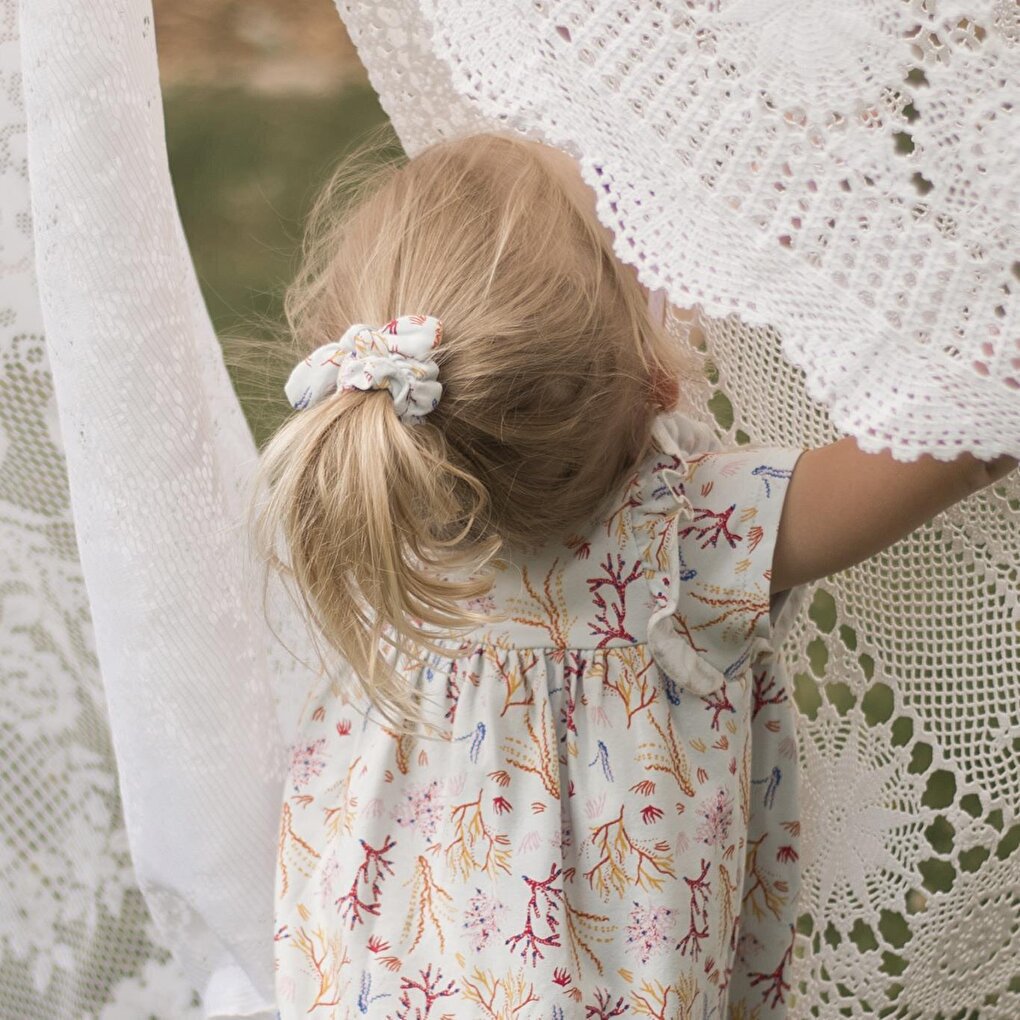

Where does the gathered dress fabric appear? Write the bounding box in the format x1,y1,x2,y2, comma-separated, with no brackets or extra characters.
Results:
274,409,808,1019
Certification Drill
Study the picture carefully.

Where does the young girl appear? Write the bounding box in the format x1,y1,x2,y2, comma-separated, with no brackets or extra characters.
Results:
255,131,1016,1019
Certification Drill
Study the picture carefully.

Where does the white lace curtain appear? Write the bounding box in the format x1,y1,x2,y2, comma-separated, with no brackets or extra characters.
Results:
4,1,309,1016
2,0,1018,1017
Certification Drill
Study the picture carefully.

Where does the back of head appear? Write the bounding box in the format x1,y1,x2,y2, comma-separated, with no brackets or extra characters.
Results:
247,129,696,734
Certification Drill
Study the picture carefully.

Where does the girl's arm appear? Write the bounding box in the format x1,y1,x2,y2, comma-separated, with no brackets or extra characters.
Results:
770,437,1019,595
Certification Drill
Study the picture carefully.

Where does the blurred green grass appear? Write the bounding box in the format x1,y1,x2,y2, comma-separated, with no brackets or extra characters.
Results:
164,82,397,446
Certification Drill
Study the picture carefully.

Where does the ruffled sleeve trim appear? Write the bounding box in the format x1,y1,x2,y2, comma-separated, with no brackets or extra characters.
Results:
630,412,806,698
630,414,728,697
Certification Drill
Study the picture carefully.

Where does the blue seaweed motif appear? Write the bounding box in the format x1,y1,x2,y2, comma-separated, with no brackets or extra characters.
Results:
751,462,793,499
751,765,782,809
454,721,486,763
664,674,683,705
588,740,614,782
723,644,752,681
677,543,697,582
357,970,389,1011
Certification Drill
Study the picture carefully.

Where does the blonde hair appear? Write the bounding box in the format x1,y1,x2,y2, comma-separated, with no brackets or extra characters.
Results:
237,127,699,736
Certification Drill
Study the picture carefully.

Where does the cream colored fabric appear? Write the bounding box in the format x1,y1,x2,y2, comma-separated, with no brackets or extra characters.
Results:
274,411,809,1017
285,315,444,423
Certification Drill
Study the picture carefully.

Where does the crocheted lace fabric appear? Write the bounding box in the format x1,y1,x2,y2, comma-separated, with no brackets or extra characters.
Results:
361,0,1020,462
1,0,1017,1017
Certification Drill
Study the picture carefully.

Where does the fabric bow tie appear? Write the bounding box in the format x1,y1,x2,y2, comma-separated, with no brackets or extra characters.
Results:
284,314,444,425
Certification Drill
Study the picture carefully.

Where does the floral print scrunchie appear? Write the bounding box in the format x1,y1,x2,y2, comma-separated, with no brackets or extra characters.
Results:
284,314,443,425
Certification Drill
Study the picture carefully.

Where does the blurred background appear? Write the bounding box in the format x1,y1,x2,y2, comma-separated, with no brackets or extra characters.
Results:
154,0,397,447
152,0,746,454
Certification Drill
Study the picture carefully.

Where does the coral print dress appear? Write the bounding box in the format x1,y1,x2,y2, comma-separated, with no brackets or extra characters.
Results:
274,409,808,1019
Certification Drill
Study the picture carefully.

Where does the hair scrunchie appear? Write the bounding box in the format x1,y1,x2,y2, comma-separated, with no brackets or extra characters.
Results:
284,314,444,425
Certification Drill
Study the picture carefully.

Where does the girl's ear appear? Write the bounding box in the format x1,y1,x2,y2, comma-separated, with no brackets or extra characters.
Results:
650,364,681,411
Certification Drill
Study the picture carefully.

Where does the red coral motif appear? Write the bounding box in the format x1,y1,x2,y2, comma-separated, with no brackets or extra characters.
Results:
586,552,643,646
366,935,390,953
641,804,664,824
493,795,513,815
585,987,629,1017
505,863,563,966
393,963,457,1019
752,666,789,719
679,504,742,550
703,683,735,731
552,967,572,986
676,858,712,962
336,719,352,736
335,834,396,929
561,655,585,735
445,665,461,723
565,534,592,559
776,845,798,863
748,925,795,1008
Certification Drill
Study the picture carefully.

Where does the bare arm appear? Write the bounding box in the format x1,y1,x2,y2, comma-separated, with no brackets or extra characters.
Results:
770,437,1019,595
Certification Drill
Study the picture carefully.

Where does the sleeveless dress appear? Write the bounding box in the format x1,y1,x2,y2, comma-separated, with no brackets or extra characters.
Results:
274,408,808,1019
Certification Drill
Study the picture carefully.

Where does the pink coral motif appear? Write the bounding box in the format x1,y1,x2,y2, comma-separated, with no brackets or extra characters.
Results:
392,778,446,840
464,889,504,951
625,903,677,964
695,788,734,847
289,738,327,789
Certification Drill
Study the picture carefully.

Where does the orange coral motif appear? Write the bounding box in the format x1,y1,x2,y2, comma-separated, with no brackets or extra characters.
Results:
583,805,676,900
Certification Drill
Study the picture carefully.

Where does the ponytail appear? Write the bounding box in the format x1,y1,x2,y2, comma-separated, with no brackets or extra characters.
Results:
249,384,501,736
237,128,700,739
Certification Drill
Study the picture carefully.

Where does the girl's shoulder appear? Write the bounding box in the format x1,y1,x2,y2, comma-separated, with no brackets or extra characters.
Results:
472,409,808,695
631,408,808,694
